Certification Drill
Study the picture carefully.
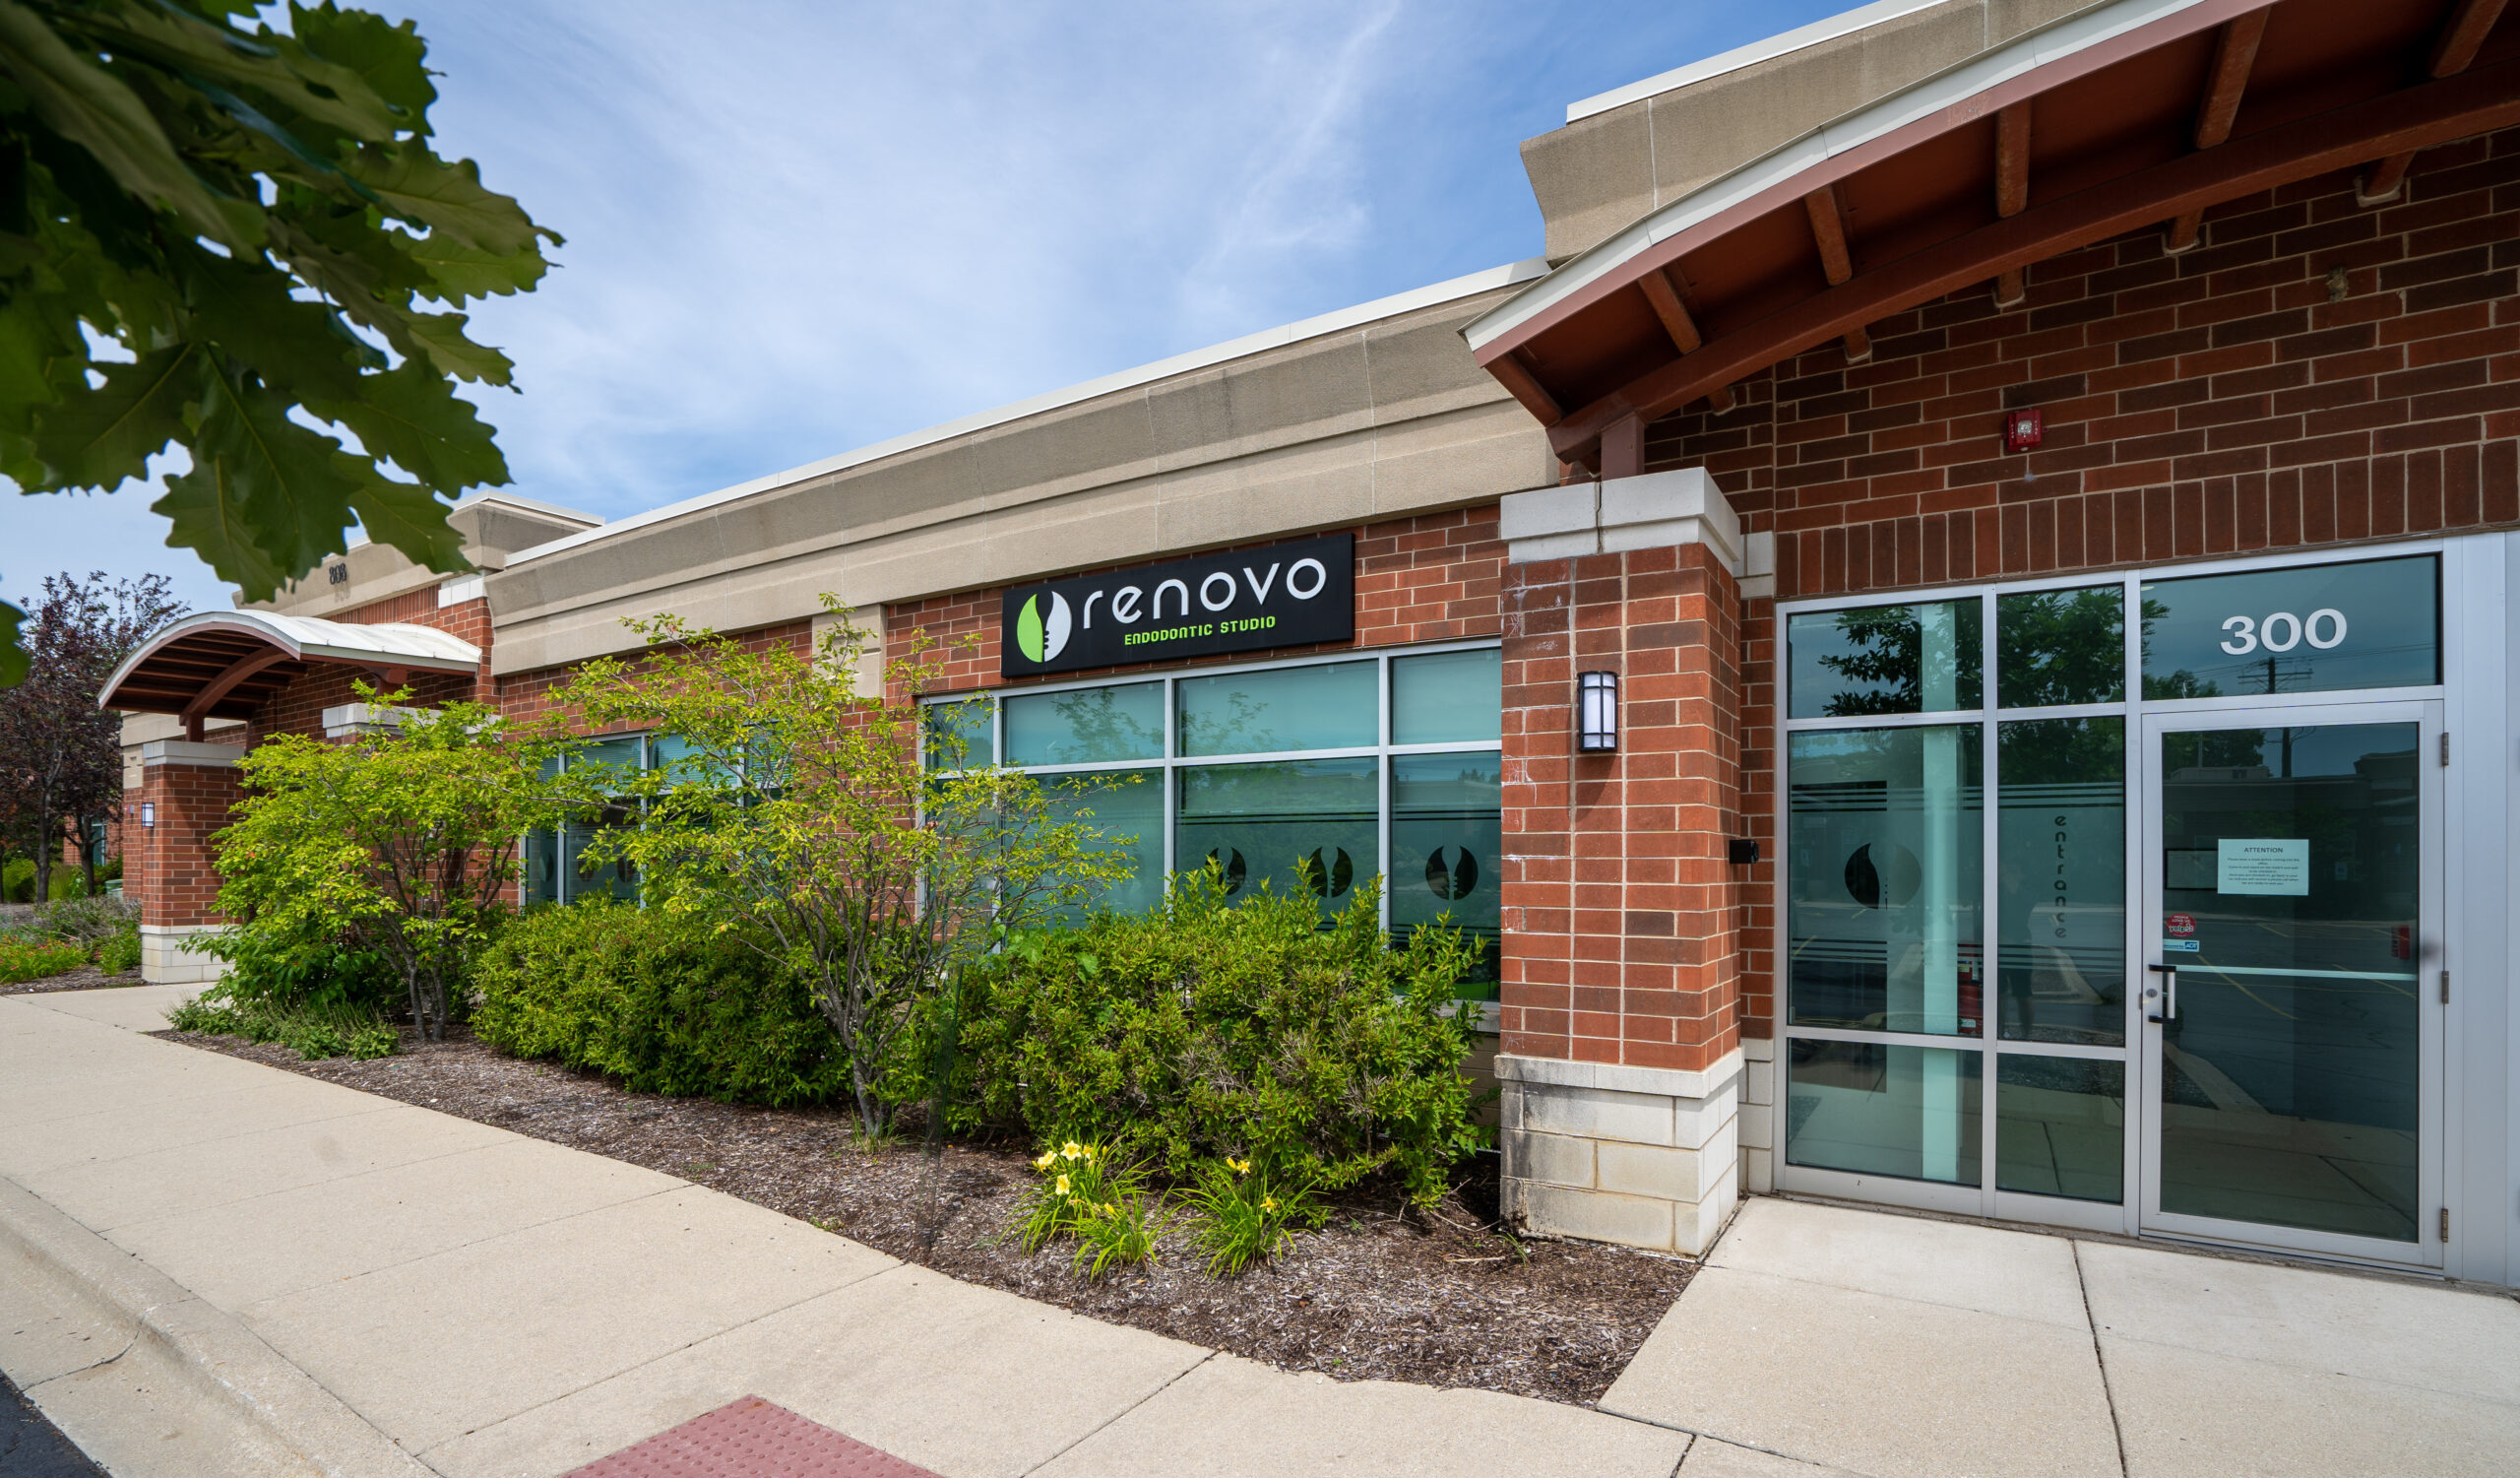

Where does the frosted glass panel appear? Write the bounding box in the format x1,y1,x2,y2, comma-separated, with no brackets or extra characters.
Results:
1392,649,1501,745
1176,758,1377,903
1177,661,1376,756
1005,682,1165,765
1390,751,1501,993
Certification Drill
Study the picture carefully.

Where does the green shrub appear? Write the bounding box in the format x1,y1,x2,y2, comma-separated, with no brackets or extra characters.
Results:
168,991,397,1060
196,915,407,1017
472,902,851,1107
0,937,92,983
2,858,31,904
910,871,1489,1206
95,928,142,975
36,895,141,952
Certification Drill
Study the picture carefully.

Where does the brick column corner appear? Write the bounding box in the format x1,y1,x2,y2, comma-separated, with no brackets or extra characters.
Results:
1493,466,1752,1255
133,739,246,985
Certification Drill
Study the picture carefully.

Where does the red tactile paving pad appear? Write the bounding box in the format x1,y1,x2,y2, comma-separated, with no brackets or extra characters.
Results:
560,1395,943,1478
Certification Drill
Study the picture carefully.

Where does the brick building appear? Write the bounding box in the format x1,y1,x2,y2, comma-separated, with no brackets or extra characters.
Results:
102,0,2520,1283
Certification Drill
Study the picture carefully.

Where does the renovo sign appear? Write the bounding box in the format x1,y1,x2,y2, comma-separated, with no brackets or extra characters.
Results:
1001,533,1355,677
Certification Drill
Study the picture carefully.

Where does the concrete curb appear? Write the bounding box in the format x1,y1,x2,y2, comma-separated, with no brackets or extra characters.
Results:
0,1175,431,1478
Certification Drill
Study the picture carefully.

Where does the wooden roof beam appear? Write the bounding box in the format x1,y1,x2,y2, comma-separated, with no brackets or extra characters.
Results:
2169,8,2272,251
1638,268,1703,354
1544,61,2520,461
2362,0,2508,203
1485,350,1562,427
1992,100,2034,306
1802,184,1872,362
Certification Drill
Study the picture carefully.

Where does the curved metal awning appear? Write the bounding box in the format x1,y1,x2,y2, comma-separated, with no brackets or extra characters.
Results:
98,610,481,739
1466,0,2520,468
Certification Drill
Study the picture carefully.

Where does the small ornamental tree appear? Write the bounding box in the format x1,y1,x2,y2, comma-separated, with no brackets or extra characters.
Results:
211,693,565,1040
557,598,1134,1132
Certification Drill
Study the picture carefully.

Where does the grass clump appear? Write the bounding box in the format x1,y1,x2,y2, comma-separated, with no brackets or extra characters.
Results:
169,990,398,1060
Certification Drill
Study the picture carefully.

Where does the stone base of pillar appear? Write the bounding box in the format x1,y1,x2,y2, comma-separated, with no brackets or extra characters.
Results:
140,925,228,986
1498,1051,1741,1255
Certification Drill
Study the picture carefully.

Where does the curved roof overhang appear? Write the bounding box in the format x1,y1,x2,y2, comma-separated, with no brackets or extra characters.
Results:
98,611,481,738
1467,0,2520,469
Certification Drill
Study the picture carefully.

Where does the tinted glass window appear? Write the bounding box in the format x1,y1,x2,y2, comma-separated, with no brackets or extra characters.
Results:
1005,681,1164,765
1789,599,1983,718
1392,648,1501,745
1176,661,1376,756
2141,555,2437,698
1999,586,2123,707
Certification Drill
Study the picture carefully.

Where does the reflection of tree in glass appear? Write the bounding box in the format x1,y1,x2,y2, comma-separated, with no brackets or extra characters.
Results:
2137,597,2221,700
1999,588,2122,706
1049,688,1161,761
1179,689,1275,755
1819,603,1983,716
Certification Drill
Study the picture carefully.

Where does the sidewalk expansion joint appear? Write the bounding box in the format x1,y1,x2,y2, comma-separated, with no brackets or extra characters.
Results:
2071,1241,2131,1478
1017,1347,1218,1476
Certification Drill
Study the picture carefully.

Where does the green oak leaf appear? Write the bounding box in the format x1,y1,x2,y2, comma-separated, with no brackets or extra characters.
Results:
19,342,200,490
84,0,401,140
0,597,25,686
288,2,435,123
346,475,471,579
343,144,541,255
316,361,508,492
156,370,359,602
0,1,262,249
405,308,515,386
401,228,551,301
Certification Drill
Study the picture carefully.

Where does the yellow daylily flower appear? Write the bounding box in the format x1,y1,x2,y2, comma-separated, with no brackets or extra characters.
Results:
1055,1174,1072,1195
1226,1158,1249,1176
1033,1151,1057,1171
1260,1196,1279,1212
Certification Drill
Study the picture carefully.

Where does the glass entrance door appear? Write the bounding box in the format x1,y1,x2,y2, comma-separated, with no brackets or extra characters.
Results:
2137,702,2442,1265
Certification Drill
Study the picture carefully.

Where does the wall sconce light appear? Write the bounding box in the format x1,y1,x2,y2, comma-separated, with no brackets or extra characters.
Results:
140,802,155,829
1578,671,1619,753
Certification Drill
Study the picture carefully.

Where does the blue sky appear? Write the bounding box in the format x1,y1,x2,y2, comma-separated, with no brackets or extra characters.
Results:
10,0,1853,612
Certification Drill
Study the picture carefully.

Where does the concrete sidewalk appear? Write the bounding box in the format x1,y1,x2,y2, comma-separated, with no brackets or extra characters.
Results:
13,985,2520,1478
0,988,1687,1478
1606,1197,2520,1478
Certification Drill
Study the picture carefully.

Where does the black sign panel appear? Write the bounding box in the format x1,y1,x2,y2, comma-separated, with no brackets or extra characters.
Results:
1000,534,1354,678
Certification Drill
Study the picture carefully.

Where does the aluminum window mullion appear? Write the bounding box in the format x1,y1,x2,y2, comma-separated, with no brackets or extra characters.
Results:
1980,588,1999,1214
1378,650,1392,940
1784,708,1989,734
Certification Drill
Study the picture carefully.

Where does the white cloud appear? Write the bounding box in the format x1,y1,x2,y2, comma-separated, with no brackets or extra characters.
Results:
7,0,1848,610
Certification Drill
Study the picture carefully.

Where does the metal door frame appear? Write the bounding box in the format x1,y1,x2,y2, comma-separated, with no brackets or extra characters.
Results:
2134,697,2446,1269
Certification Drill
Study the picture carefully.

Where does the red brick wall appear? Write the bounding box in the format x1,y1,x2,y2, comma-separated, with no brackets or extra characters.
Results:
1498,543,1745,1072
887,507,1507,695
1640,134,2520,1036
131,756,242,928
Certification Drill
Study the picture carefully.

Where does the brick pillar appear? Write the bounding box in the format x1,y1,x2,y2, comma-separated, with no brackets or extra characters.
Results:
133,740,245,985
1493,468,1750,1254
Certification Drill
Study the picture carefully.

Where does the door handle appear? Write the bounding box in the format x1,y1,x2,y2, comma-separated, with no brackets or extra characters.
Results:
2147,962,2178,1023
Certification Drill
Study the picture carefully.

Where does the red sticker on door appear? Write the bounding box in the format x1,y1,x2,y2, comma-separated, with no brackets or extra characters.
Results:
2165,913,2197,936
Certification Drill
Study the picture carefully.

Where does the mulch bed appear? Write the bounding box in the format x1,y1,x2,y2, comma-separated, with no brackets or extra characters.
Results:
156,1025,1692,1406
1,964,143,996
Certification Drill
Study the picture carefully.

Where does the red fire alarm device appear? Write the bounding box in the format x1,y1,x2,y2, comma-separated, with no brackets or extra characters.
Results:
2003,407,2044,453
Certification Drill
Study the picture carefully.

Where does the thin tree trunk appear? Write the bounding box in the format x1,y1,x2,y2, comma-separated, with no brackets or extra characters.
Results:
77,814,99,897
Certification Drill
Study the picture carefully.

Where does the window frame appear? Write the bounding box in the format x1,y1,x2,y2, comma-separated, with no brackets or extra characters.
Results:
1772,538,2453,1231
920,638,1505,942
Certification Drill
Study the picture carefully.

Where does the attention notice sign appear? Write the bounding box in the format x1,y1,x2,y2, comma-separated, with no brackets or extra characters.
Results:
999,534,1355,678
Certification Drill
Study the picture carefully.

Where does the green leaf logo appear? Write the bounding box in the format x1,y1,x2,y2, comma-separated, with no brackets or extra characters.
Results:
1015,591,1071,665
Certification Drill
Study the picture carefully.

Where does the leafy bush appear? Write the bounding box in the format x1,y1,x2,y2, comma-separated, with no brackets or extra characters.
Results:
95,928,142,976
911,871,1489,1205
196,915,407,1017
35,894,140,952
473,902,851,1108
0,937,87,984
169,991,397,1060
2,858,31,904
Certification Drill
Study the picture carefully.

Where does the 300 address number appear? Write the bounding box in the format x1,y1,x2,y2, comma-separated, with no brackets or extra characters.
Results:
2219,609,2348,656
